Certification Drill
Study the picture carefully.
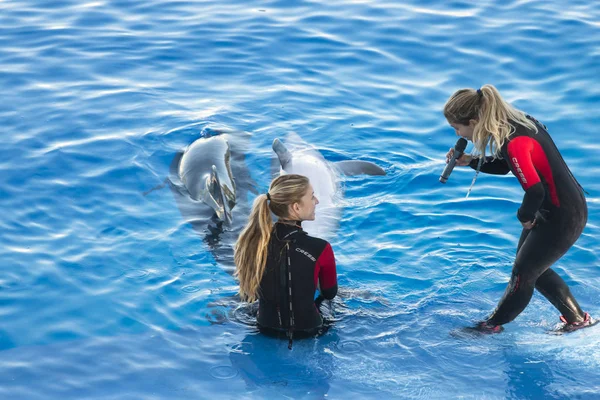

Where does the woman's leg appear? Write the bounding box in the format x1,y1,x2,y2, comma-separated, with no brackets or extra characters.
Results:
535,268,585,323
487,222,579,326
517,224,586,322
516,228,530,255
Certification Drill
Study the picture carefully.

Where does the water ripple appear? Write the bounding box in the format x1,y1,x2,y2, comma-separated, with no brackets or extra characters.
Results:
1,0,599,398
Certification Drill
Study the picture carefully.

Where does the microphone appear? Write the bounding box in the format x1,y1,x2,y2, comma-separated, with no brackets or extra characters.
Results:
440,138,468,183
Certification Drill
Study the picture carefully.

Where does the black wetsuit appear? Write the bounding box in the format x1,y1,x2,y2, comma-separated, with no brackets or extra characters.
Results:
469,116,587,325
257,221,338,335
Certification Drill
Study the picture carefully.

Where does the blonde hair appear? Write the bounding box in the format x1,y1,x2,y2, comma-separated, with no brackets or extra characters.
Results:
443,84,537,157
234,174,310,302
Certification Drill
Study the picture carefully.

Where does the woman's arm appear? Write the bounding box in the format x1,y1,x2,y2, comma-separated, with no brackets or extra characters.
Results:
316,243,337,300
469,156,511,175
445,148,510,174
506,137,546,223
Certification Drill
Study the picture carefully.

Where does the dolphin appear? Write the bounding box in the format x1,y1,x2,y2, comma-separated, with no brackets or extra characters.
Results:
168,127,257,274
171,135,235,225
272,132,385,240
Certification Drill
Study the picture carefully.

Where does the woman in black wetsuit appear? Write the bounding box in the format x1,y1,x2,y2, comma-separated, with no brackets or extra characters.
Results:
444,84,593,333
234,174,338,344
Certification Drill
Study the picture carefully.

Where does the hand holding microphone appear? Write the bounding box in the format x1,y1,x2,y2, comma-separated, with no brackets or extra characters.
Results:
440,138,469,183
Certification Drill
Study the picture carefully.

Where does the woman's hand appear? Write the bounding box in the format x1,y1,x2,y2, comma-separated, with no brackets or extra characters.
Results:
521,219,536,230
446,148,472,166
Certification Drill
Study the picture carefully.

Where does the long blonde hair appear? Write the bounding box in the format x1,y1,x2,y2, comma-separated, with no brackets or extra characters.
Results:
443,84,538,157
234,174,310,302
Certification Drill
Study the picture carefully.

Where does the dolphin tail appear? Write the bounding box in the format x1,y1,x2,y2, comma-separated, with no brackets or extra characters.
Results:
334,160,386,176
272,138,293,169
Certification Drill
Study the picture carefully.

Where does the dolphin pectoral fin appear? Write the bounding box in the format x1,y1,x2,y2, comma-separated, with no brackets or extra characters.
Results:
334,160,386,176
272,138,293,168
207,165,233,225
143,177,169,197
201,167,223,219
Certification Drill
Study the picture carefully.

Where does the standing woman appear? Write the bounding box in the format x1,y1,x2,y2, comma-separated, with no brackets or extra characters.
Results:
444,84,593,333
234,174,337,345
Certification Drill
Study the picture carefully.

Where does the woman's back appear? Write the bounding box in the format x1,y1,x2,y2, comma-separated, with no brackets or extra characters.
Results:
258,222,337,332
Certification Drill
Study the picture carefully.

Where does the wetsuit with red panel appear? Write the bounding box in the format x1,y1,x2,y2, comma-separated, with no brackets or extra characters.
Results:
469,116,588,326
257,221,338,335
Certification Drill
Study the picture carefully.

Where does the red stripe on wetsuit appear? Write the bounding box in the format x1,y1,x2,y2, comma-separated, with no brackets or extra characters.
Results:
313,243,337,299
507,136,560,221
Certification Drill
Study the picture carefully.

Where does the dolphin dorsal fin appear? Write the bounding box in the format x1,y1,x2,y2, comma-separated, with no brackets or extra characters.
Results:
272,138,293,168
334,160,386,176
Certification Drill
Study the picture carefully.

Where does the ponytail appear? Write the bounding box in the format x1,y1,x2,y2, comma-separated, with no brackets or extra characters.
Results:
234,174,310,302
444,84,538,157
234,194,272,302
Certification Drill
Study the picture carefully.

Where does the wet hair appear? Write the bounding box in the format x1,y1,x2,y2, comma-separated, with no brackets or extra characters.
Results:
443,84,538,157
234,174,310,302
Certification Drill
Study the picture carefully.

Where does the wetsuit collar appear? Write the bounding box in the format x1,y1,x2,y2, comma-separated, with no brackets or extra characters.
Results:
274,220,305,240
276,219,302,228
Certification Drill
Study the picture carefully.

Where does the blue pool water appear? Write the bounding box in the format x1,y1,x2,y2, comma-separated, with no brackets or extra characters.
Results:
1,0,599,398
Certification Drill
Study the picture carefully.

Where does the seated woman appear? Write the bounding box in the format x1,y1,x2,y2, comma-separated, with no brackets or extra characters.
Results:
234,174,338,346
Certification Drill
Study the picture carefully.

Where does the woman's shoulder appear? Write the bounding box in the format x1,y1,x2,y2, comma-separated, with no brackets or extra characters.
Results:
505,120,535,146
297,232,331,253
525,114,548,130
510,115,547,136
